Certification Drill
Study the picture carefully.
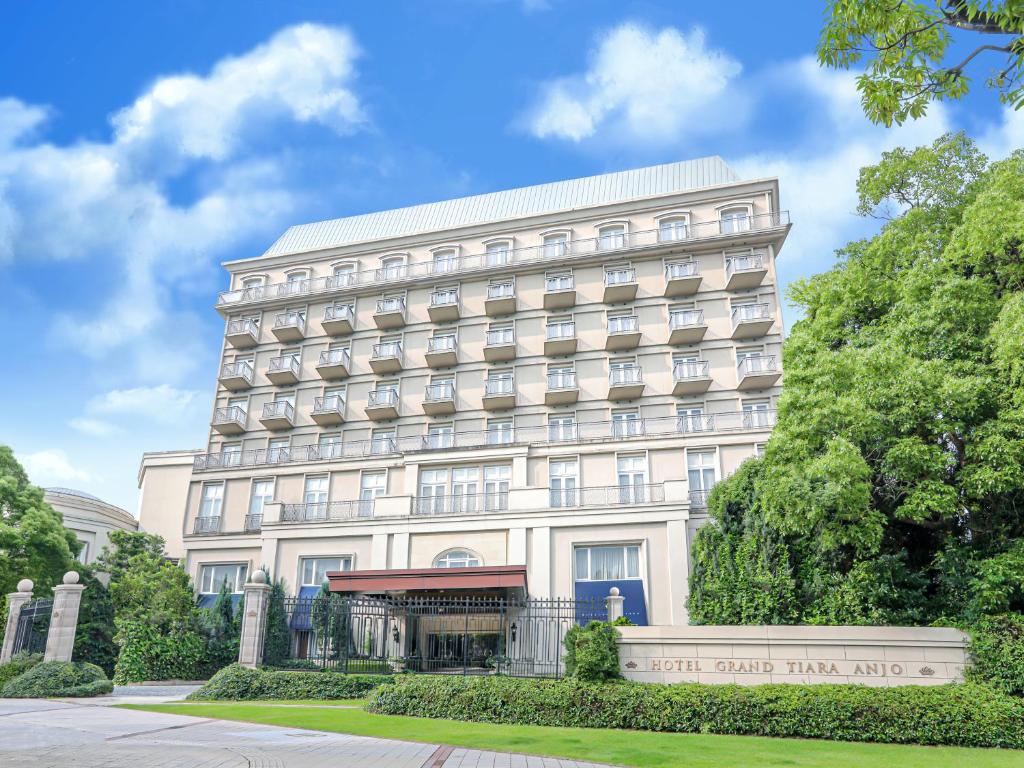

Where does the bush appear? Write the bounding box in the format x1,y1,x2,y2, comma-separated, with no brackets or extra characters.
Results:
967,613,1024,697
113,620,209,684
0,652,42,689
563,621,621,682
367,675,1024,749
188,663,394,701
1,661,112,698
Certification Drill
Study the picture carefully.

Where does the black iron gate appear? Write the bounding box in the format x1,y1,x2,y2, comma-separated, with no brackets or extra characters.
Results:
269,595,596,678
12,598,52,656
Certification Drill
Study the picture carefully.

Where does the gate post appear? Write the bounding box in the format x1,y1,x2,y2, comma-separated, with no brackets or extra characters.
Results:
238,570,271,668
605,587,624,623
44,572,85,663
1,579,35,664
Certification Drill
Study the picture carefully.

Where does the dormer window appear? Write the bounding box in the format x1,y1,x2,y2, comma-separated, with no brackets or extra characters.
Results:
378,255,407,282
658,216,689,242
486,241,512,266
720,207,751,234
331,262,356,288
432,248,458,275
281,270,309,297
598,224,626,251
543,233,569,259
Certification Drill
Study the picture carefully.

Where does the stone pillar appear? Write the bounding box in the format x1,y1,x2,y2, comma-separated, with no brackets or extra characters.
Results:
1,579,35,664
238,570,272,668
44,572,86,663
605,587,624,623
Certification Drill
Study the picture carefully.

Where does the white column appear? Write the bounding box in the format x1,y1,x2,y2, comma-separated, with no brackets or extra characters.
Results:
530,526,551,598
666,519,690,626
44,572,86,663
391,532,410,569
370,533,388,569
0,580,34,664
238,570,272,668
508,528,527,565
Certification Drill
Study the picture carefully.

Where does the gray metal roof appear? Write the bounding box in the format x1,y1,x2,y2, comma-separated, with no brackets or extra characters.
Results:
262,156,741,258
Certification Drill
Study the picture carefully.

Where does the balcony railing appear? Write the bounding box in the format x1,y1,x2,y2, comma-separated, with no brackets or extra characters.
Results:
217,212,791,307
273,311,305,330
609,368,643,385
261,401,295,421
604,268,636,286
608,316,639,334
313,395,346,414
319,348,351,366
268,356,300,377
547,373,577,390
487,282,514,299
225,318,259,336
424,383,455,401
324,304,354,322
371,342,402,360
194,411,777,471
726,253,766,277
368,389,399,407
430,290,458,306
376,297,406,314
280,500,373,522
413,492,510,516
485,378,515,396
219,361,254,383
243,513,263,532
486,330,515,346
674,360,711,380
193,515,222,534
669,310,704,329
689,489,711,508
545,276,574,292
212,406,246,428
427,335,456,353
546,322,575,340
731,303,771,323
665,261,699,279
738,355,779,375
549,483,665,508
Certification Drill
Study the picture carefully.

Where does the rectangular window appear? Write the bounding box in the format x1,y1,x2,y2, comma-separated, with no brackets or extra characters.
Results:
687,451,717,495
616,454,648,502
199,483,223,518
487,418,514,445
743,399,771,428
360,471,386,506
612,409,642,438
248,479,275,517
371,428,396,455
484,465,511,511
677,405,706,433
300,556,352,587
267,437,290,464
548,414,577,442
418,468,449,514
549,459,579,507
574,545,640,581
486,242,511,266
304,475,329,508
543,233,568,258
199,563,247,594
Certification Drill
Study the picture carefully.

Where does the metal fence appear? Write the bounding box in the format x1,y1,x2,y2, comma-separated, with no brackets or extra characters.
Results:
265,595,602,677
12,598,52,656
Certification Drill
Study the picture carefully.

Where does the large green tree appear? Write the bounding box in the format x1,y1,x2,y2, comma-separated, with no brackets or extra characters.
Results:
819,2,1024,125
689,133,1024,625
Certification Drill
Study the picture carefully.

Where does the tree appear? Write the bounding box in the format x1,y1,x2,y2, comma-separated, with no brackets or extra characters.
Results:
819,2,1024,125
93,529,167,583
688,133,1024,626
0,445,79,596
72,565,118,677
198,581,241,670
262,579,292,668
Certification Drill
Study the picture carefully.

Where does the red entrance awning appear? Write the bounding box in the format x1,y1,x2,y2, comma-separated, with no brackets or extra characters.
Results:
326,565,528,595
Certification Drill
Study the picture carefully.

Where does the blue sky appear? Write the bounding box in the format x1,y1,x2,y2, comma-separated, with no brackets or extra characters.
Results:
1,1,1020,512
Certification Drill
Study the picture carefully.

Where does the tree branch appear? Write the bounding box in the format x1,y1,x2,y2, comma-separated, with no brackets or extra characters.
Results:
943,3,1022,35
945,43,1014,76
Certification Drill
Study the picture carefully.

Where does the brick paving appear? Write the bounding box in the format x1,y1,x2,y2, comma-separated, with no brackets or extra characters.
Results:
0,698,614,768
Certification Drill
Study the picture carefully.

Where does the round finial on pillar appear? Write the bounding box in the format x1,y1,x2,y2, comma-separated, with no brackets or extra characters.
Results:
16,579,33,593
63,571,81,585
609,587,620,597
251,569,267,585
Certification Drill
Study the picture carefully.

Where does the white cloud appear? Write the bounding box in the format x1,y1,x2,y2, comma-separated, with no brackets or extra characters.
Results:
20,449,93,485
522,23,742,144
69,418,120,437
87,385,203,423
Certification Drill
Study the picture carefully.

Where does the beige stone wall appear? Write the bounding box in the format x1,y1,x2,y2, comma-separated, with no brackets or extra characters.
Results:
617,625,969,687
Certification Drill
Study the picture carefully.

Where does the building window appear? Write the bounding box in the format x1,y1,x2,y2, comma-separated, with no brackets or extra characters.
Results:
199,482,224,518
659,216,688,242
487,418,514,445
612,409,642,438
743,399,771,428
227,396,248,417
543,232,569,258
427,423,455,450
677,405,706,433
574,545,640,581
222,442,242,467
331,263,356,287
484,465,511,508
199,563,247,594
378,255,406,281
371,428,396,455
76,541,89,563
432,248,458,274
360,471,386,511
549,459,579,507
687,451,717,506
249,479,275,517
616,454,648,501
304,475,329,509
300,557,352,587
434,550,481,568
598,224,626,250
548,414,576,442
317,432,343,460
267,437,290,464
486,241,511,266
720,206,751,234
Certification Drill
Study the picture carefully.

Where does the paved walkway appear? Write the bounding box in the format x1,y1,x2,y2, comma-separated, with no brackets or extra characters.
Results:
0,698,614,767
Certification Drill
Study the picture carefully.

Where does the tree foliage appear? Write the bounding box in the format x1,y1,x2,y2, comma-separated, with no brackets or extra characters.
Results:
689,133,1024,627
819,1,1024,125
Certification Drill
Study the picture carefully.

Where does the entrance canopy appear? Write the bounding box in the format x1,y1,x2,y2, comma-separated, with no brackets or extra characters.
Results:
326,565,528,597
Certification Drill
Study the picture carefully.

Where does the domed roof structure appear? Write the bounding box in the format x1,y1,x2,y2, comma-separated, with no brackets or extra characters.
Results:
45,487,105,503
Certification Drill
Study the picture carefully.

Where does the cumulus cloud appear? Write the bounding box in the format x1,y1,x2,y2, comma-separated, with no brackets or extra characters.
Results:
87,385,204,423
522,23,742,144
20,449,93,485
69,418,121,437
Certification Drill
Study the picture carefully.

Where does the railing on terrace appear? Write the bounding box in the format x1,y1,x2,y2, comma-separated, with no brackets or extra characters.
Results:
268,356,300,376
193,515,222,534
217,212,791,306
726,252,766,277
243,513,263,532
313,395,346,414
604,268,636,286
427,335,456,353
609,368,643,385
424,383,455,401
219,361,254,382
368,389,399,407
261,401,295,421
689,489,711,508
225,318,259,336
738,355,779,375
371,342,403,359
665,261,699,279
319,348,351,366
487,282,515,298
324,304,354,322
280,500,374,522
669,309,704,328
212,406,246,427
608,316,639,334
273,311,305,329
195,411,777,470
413,492,510,516
674,361,711,380
546,322,575,339
545,275,574,292
486,329,515,346
485,378,515,396
731,303,772,323
430,289,459,306
375,297,406,314
549,483,665,509
547,372,577,390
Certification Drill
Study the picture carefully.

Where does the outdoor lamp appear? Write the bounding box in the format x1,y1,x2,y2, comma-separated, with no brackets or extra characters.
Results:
510,622,517,643
391,622,400,645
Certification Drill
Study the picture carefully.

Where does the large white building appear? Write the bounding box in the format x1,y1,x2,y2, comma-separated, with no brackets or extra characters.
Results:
138,157,788,622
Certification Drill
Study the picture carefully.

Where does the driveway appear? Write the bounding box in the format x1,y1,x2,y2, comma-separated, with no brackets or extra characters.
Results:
0,697,612,767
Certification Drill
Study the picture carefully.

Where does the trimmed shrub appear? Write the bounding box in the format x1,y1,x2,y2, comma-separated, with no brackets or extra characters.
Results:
368,675,1024,749
1,661,112,698
187,663,394,701
0,652,42,689
113,620,208,684
967,613,1024,697
562,621,621,682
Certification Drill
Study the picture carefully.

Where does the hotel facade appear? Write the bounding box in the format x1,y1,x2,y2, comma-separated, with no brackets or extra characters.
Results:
138,157,789,626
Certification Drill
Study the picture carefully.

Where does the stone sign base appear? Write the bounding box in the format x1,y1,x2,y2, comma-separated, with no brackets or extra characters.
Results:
617,625,969,687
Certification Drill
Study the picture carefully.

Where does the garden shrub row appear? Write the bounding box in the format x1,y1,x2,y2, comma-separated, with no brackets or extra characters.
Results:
188,663,394,700
367,675,1024,749
0,652,42,689
1,661,112,698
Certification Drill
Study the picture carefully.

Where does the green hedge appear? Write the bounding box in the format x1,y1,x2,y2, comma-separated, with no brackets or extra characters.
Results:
967,614,1024,697
563,621,622,682
0,652,42,689
1,661,112,698
187,663,394,700
367,675,1024,749
113,620,210,684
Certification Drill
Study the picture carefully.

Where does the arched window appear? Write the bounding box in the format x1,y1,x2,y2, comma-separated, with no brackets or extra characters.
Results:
433,549,481,568
719,206,751,234
598,224,626,251
331,262,356,288
432,248,458,274
378,255,407,282
658,216,689,242
281,269,310,297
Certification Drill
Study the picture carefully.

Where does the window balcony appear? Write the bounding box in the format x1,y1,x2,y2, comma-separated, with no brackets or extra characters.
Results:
484,330,517,362
281,500,373,523
225,319,259,349
605,316,641,351
370,342,403,374
413,492,509,517
322,305,354,336
374,297,407,329
544,276,576,309
266,355,300,386
730,303,774,339
608,368,645,401
271,312,306,342
428,289,460,322
689,489,710,508
668,309,708,345
260,401,295,431
425,336,458,368
482,379,515,410
603,268,638,303
311,395,346,426
366,389,399,420
544,323,577,356
422,382,456,415
211,406,247,435
243,513,262,533
485,283,516,316
316,348,351,380
737,355,781,390
664,261,702,297
193,516,222,535
545,373,579,405
726,253,768,290
672,361,713,396
218,361,254,391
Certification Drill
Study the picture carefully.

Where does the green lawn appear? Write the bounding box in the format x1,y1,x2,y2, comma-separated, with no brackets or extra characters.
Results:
120,702,1024,768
